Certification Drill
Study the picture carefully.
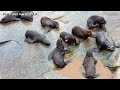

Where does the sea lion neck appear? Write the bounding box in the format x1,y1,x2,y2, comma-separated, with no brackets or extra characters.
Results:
56,39,64,50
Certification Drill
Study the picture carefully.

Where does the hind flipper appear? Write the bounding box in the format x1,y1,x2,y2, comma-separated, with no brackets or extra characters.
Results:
25,38,35,43
48,49,56,61
94,74,99,78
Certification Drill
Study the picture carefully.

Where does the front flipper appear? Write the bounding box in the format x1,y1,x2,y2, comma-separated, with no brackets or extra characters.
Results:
90,35,96,38
25,37,35,43
82,72,87,78
93,47,100,53
44,27,51,34
48,48,56,61
64,50,71,55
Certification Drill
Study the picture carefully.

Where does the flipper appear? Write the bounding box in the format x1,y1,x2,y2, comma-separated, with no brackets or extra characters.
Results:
90,35,96,38
25,37,35,43
82,72,87,78
48,48,56,61
43,27,51,34
94,74,99,78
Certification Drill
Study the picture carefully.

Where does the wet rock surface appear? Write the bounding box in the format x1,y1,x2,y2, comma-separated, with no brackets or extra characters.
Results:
0,11,120,79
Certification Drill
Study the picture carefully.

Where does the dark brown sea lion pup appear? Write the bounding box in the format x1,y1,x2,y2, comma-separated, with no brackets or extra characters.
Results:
87,15,107,32
72,26,95,42
82,49,99,79
25,30,51,46
48,39,70,69
60,32,79,45
40,16,59,33
93,32,115,52
0,11,21,24
20,11,33,21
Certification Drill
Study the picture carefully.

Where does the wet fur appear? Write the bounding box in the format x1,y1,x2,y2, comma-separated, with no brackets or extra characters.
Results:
48,39,70,69
93,32,115,52
25,30,51,46
82,49,99,79
60,32,77,45
41,16,59,33
72,26,93,42
87,15,107,32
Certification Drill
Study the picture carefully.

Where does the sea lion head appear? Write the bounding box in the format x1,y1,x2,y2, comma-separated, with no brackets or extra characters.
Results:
98,16,106,25
0,18,8,23
65,36,76,45
86,49,93,57
56,39,64,50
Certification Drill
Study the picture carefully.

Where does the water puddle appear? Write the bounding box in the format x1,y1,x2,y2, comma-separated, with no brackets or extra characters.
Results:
55,57,113,79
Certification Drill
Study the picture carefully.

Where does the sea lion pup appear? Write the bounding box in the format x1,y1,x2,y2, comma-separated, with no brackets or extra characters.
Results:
60,32,79,45
82,49,99,79
25,30,51,46
93,32,115,52
72,26,95,42
40,16,59,33
0,11,21,24
19,11,33,21
87,15,107,32
48,39,70,69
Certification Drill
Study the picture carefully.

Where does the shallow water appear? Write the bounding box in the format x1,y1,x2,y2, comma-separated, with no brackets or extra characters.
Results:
0,11,120,79
56,57,113,79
